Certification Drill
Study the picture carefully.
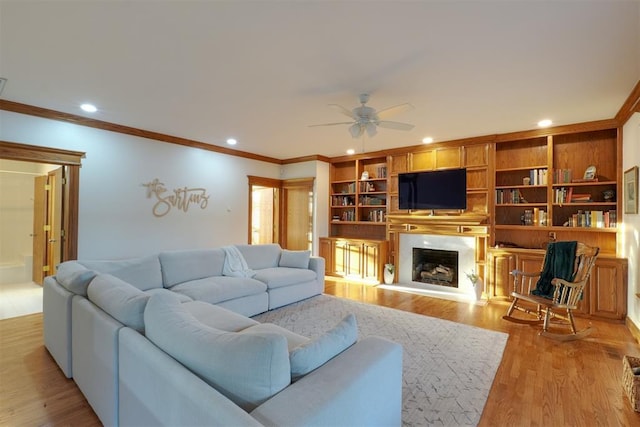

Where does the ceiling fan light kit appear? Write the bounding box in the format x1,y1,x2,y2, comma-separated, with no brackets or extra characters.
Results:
311,93,414,139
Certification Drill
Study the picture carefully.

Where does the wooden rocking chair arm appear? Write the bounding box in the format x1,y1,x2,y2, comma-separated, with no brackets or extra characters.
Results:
551,278,586,288
510,269,542,279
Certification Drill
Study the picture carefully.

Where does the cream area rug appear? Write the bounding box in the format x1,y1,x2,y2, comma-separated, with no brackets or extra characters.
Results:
254,294,508,426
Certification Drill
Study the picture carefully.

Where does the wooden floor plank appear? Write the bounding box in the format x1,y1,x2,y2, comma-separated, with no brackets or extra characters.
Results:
1,279,639,426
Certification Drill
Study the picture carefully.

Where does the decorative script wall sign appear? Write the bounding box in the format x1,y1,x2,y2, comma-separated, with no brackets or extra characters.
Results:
142,178,210,217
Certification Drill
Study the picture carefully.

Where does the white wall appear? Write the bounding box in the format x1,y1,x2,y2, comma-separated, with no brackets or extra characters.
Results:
623,112,640,330
280,160,330,255
1,111,306,259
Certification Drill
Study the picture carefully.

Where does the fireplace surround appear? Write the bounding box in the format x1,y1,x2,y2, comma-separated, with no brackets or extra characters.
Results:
397,233,477,301
384,213,490,302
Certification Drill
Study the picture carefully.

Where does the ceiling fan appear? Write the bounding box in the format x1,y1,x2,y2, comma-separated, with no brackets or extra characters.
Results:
309,94,415,138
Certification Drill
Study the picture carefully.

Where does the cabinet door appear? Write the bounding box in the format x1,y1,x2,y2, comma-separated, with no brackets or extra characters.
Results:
318,238,334,275
345,241,363,278
589,259,626,320
362,242,382,282
488,252,516,299
516,253,544,275
333,240,348,277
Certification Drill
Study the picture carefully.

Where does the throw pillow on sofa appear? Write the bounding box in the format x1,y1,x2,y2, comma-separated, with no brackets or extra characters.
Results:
80,254,163,291
144,293,291,411
87,273,150,332
289,313,358,381
55,261,98,296
278,249,311,269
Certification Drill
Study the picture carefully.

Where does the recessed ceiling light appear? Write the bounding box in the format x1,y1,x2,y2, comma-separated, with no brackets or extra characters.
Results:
538,119,552,128
226,138,237,145
346,149,355,155
80,103,97,113
422,137,434,144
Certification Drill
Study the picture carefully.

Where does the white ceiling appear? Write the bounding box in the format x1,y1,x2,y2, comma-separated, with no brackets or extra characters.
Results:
1,1,639,160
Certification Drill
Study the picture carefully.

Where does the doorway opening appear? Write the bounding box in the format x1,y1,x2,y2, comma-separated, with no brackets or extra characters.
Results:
0,141,84,319
248,176,314,251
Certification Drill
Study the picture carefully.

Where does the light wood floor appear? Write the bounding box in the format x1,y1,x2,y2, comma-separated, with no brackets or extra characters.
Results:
1,279,640,426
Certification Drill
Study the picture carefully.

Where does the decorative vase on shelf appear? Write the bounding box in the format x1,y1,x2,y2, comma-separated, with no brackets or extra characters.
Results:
383,264,395,285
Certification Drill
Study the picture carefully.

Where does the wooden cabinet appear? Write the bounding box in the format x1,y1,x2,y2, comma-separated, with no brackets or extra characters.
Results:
589,258,628,320
487,248,627,321
319,237,388,283
318,237,334,276
487,249,517,299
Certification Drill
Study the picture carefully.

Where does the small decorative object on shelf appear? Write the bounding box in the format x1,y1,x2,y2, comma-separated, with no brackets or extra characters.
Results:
360,170,369,180
583,165,596,180
383,263,395,284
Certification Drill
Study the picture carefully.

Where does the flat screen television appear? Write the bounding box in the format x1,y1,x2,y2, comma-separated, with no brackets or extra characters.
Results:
398,168,467,211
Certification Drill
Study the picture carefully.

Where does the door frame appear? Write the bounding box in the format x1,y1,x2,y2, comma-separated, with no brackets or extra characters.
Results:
0,140,84,261
247,176,282,244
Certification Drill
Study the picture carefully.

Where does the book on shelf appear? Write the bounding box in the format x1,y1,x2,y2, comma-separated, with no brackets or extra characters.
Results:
570,193,591,203
567,209,616,228
554,168,573,184
496,189,523,204
529,168,548,185
554,187,575,204
366,209,386,222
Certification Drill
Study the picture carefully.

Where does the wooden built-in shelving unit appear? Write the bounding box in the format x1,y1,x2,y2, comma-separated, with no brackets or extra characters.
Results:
320,121,628,320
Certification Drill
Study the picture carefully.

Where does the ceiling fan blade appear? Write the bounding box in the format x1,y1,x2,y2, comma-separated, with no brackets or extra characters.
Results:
329,104,357,119
308,121,355,128
375,103,414,120
377,121,415,131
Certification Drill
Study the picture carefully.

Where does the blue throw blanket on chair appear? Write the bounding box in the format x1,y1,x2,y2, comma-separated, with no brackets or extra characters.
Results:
531,241,577,299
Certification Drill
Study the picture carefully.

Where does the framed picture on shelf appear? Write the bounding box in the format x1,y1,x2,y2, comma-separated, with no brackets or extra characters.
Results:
583,165,596,180
624,166,638,214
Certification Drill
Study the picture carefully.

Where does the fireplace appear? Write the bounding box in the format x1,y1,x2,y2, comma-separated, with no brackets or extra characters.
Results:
397,233,476,300
412,248,458,287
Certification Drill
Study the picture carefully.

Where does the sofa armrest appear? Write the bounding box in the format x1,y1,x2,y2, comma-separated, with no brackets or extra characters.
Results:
43,276,75,378
308,256,325,291
118,328,263,427
251,336,403,427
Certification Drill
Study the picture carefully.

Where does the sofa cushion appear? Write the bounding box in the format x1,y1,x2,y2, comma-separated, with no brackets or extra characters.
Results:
55,261,98,296
159,249,226,287
253,267,317,290
289,314,358,381
278,250,311,269
182,300,259,332
240,323,310,351
79,255,163,291
144,293,291,411
87,274,150,332
235,244,282,270
145,288,193,302
170,276,267,305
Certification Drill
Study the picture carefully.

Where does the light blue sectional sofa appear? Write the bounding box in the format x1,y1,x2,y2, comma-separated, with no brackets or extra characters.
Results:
43,243,403,426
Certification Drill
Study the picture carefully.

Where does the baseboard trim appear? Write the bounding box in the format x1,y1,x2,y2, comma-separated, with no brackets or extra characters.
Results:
625,316,640,345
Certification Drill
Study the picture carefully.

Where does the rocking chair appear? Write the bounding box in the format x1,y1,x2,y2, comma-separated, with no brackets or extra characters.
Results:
502,241,599,341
